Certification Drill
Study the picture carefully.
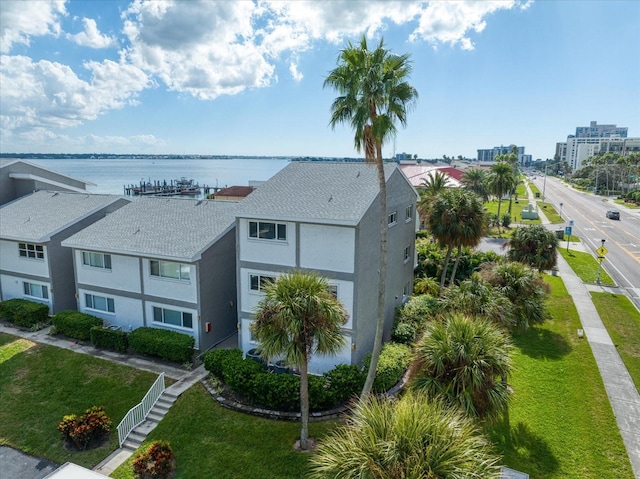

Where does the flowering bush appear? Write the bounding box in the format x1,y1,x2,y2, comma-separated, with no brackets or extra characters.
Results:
57,406,111,449
132,440,175,479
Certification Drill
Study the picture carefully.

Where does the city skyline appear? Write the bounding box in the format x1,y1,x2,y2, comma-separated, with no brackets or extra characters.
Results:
1,0,638,160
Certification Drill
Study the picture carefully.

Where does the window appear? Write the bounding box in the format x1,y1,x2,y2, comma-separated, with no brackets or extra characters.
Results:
19,243,44,259
388,212,397,226
85,293,115,313
403,282,411,298
250,274,275,292
153,306,193,328
404,245,411,263
150,260,190,281
327,284,338,299
405,205,413,222
249,221,287,241
23,282,48,299
82,251,111,269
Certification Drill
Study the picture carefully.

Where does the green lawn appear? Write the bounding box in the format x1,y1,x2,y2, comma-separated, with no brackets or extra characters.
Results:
487,276,633,478
0,333,158,468
111,383,340,479
590,292,640,392
538,203,563,223
558,248,615,285
484,199,542,225
528,182,541,196
613,199,640,209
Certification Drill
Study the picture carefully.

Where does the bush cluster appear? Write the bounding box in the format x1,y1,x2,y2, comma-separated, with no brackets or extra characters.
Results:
204,349,367,412
52,311,102,341
90,326,128,353
129,327,194,363
364,342,412,393
0,298,49,328
132,440,175,479
392,295,440,345
57,406,111,450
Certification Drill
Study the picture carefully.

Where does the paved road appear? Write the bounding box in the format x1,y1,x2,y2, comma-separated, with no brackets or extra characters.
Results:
0,446,58,479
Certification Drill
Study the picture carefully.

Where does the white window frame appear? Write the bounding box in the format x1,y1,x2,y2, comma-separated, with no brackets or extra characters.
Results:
82,251,112,270
402,281,411,299
249,274,276,293
152,306,193,329
248,220,287,242
388,212,398,227
405,204,413,222
19,242,44,260
23,281,48,300
150,260,191,281
85,293,115,313
404,245,411,263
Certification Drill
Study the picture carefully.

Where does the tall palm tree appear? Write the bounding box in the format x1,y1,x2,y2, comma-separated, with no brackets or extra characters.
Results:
507,224,559,272
252,271,348,450
324,35,418,399
487,161,516,230
308,391,502,478
461,168,489,200
428,188,486,291
411,313,513,422
418,170,450,218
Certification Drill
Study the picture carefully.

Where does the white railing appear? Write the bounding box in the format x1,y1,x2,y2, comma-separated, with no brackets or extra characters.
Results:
117,372,165,447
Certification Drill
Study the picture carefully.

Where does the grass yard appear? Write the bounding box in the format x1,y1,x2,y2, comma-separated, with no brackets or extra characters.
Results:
539,203,563,223
528,182,541,196
0,333,158,468
614,199,640,209
558,248,615,285
516,182,527,197
111,383,340,479
488,276,633,478
590,292,640,392
484,199,542,225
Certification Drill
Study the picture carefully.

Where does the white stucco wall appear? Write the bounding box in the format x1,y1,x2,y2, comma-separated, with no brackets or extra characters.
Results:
0,274,52,310
328,279,354,330
238,219,296,266
77,288,143,331
299,224,355,273
142,260,197,303
0,240,50,278
239,268,281,314
74,251,141,293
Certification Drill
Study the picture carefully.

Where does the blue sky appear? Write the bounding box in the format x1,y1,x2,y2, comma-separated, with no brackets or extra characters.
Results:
1,0,638,160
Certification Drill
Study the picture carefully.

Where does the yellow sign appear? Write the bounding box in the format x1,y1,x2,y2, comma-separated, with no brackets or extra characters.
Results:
597,256,605,263
596,246,608,256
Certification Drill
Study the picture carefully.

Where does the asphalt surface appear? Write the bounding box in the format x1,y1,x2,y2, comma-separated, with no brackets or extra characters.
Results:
0,446,58,479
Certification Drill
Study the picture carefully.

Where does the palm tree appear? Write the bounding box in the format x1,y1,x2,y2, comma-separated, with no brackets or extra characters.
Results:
252,271,348,450
487,161,516,230
461,168,489,200
428,188,487,291
308,391,502,478
507,224,559,272
324,35,418,399
480,261,549,329
411,313,513,422
418,170,450,218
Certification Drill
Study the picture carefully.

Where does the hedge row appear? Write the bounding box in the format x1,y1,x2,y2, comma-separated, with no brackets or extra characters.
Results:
90,327,128,353
129,327,194,364
52,311,103,341
0,298,50,328
204,349,365,412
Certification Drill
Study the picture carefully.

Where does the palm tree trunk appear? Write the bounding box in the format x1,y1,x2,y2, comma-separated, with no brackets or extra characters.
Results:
449,245,463,286
361,148,388,400
299,359,309,450
496,198,502,232
439,243,454,292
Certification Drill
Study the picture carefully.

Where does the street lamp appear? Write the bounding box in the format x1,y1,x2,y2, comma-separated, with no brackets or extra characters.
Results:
596,239,606,285
559,202,563,220
542,160,548,202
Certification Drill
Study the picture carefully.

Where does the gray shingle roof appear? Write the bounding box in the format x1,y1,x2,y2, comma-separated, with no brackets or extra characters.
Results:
0,191,126,242
62,197,237,261
233,162,400,225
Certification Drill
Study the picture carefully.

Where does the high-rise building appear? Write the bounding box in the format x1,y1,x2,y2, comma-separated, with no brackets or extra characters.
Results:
477,145,526,164
575,121,627,138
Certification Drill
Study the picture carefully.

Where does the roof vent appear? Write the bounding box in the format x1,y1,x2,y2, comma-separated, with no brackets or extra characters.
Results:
328,195,333,202
196,200,203,206
356,171,360,178
133,227,140,235
52,192,59,197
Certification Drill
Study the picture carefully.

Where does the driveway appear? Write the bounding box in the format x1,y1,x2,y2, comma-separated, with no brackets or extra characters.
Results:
0,446,59,479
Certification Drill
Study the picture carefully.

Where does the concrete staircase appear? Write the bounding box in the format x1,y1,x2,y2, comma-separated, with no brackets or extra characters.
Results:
121,389,179,451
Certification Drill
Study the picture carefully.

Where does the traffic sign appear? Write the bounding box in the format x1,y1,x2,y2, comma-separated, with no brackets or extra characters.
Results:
597,256,605,263
565,226,572,236
596,246,608,256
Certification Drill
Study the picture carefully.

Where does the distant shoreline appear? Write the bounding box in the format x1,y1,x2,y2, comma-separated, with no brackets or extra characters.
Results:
0,153,364,162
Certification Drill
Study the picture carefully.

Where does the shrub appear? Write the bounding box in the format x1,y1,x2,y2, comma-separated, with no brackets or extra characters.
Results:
52,310,103,341
57,406,111,450
363,342,412,393
0,298,49,328
501,212,512,228
392,295,440,344
128,327,194,363
90,326,128,353
324,364,365,404
132,440,175,479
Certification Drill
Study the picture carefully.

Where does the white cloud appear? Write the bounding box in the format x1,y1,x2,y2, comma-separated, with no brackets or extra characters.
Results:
289,60,303,82
67,18,117,49
0,0,67,53
0,54,149,141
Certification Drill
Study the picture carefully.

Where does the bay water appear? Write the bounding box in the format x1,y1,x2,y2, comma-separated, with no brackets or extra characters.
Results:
26,157,291,196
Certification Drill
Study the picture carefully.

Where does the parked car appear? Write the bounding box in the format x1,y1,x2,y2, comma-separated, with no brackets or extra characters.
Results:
606,210,620,220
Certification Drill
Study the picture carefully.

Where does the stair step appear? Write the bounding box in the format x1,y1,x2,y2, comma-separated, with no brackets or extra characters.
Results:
147,412,165,423
128,430,145,442
156,398,174,408
123,439,141,451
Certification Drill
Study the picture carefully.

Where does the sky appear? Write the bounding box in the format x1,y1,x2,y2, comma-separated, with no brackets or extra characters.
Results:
1,0,638,161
